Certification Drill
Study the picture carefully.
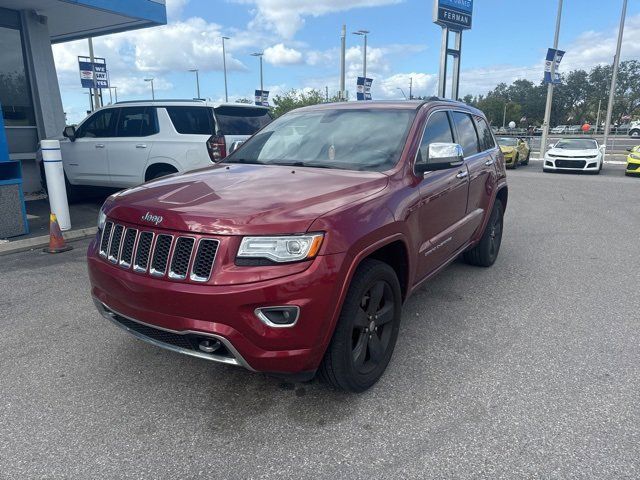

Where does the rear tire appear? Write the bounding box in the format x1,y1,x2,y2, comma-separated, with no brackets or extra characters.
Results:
463,199,504,267
523,151,530,165
319,259,402,393
146,168,177,181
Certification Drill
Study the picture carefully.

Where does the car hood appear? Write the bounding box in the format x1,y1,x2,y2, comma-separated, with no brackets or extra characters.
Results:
104,164,389,235
548,148,600,157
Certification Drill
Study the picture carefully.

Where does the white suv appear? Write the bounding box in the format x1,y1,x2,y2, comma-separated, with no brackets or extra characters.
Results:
47,100,271,197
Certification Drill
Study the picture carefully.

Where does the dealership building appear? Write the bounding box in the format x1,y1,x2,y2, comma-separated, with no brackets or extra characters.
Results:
0,0,166,210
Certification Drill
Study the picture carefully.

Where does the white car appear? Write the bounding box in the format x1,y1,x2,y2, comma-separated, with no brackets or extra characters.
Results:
43,100,271,198
550,125,568,134
628,120,640,137
543,138,604,174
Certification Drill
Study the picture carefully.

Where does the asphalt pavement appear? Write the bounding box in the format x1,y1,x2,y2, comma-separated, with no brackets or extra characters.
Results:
1,163,639,479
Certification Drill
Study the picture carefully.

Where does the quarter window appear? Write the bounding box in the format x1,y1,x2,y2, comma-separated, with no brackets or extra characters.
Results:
417,111,454,165
451,112,480,157
115,107,158,137
474,116,495,151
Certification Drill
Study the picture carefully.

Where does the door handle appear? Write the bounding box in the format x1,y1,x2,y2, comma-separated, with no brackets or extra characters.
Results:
136,144,147,149
95,144,105,149
485,158,495,166
456,170,469,179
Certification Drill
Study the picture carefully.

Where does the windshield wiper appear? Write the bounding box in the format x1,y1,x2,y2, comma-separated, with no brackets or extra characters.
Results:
223,158,266,165
269,161,333,169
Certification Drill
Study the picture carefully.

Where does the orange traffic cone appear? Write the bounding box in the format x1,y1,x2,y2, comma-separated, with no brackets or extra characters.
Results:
43,213,73,253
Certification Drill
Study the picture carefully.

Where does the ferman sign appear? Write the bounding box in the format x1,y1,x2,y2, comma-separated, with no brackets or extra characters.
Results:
433,0,473,31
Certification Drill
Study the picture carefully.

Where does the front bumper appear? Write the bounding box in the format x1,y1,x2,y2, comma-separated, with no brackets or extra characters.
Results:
626,157,640,175
544,157,600,171
88,237,347,375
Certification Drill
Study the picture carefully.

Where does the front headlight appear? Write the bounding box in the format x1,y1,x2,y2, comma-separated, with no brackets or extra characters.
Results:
237,234,324,263
97,207,107,231
630,153,640,160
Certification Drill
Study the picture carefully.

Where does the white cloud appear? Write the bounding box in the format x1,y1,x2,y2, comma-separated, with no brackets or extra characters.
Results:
263,43,304,65
166,0,190,20
234,0,403,38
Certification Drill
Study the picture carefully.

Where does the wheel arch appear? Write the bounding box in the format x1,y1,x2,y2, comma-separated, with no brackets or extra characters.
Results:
144,159,180,181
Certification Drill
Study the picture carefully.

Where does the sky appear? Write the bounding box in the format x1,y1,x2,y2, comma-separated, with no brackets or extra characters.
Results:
53,0,640,124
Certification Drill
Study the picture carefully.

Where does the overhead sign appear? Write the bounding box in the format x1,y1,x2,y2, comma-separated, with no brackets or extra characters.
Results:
544,48,565,84
78,57,109,89
356,77,373,101
433,0,473,31
255,90,269,107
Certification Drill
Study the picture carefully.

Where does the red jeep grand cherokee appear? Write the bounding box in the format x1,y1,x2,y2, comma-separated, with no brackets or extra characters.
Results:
88,99,507,392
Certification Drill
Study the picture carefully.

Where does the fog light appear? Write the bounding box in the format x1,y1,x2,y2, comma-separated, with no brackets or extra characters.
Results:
255,306,300,327
545,161,553,166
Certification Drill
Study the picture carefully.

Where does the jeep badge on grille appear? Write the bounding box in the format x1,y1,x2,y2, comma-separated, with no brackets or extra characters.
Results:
141,212,163,226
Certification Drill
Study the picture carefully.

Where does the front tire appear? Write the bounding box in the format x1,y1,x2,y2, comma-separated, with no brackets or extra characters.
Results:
523,151,530,165
463,199,504,267
319,259,402,392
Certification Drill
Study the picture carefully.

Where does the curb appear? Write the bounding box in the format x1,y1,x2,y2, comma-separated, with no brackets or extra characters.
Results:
0,227,98,256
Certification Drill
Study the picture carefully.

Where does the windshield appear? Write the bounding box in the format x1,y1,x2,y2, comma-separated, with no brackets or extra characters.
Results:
555,139,598,150
224,108,416,172
497,137,518,147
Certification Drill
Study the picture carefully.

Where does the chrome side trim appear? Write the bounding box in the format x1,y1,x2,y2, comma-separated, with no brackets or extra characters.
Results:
92,297,255,371
254,306,300,328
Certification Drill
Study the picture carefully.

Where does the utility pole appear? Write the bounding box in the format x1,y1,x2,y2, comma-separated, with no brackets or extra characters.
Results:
340,25,346,100
189,69,200,99
540,0,564,155
251,52,264,92
222,36,229,102
503,103,507,129
113,86,118,103
409,77,413,100
603,0,628,159
144,78,155,100
353,30,370,78
325,86,329,102
88,37,100,111
595,99,602,134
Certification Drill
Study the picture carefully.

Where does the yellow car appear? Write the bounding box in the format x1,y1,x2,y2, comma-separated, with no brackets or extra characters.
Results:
626,145,640,176
497,137,530,169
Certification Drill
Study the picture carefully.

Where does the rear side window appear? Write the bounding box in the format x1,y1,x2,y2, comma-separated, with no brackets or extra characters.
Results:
115,107,158,137
417,111,454,164
166,106,215,135
451,112,480,157
214,106,272,135
474,116,495,151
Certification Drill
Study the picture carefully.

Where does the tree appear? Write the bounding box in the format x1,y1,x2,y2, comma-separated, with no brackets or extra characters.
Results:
271,89,341,117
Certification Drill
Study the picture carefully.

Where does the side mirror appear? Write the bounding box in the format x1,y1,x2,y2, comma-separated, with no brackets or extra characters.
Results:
547,143,555,149
626,147,632,152
415,143,464,174
229,140,244,154
63,125,76,142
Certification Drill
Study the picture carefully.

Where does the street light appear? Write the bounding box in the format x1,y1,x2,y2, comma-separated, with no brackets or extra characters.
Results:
250,52,264,92
189,69,200,99
222,36,230,102
144,78,155,100
397,87,407,100
352,30,370,78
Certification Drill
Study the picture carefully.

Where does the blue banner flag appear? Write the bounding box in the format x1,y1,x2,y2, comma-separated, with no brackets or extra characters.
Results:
78,57,109,89
356,77,373,101
255,90,269,107
544,48,565,84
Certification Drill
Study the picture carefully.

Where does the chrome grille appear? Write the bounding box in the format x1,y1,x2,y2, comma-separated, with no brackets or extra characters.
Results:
100,220,218,283
119,228,138,268
191,239,219,282
99,221,114,257
133,232,154,273
169,237,195,280
150,234,173,277
108,225,124,263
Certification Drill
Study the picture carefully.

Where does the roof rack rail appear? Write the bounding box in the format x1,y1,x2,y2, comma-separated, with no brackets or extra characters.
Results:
114,99,207,104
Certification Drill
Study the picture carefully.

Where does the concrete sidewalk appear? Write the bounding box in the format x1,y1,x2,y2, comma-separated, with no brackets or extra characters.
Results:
0,193,110,255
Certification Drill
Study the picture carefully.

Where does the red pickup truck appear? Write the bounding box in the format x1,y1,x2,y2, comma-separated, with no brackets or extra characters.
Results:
88,100,507,392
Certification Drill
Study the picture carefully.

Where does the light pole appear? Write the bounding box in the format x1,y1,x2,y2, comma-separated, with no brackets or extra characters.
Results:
113,86,118,103
503,102,508,129
603,0,628,159
340,25,346,100
397,88,407,100
251,52,264,92
352,30,370,78
409,77,413,100
540,0,563,155
189,69,200,99
222,36,230,102
144,78,155,100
